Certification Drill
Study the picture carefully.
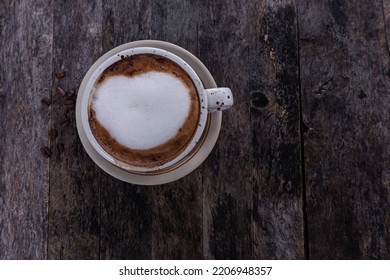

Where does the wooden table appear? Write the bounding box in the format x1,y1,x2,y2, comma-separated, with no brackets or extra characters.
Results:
1,0,390,260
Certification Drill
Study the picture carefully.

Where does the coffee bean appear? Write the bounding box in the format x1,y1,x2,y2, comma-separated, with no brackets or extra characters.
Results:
64,99,75,108
59,117,71,128
56,143,65,155
54,70,66,79
56,86,66,97
40,146,52,158
41,97,52,106
66,90,76,98
48,129,58,141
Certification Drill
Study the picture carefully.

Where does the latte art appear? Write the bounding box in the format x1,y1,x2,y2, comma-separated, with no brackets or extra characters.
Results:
88,54,200,169
91,72,191,150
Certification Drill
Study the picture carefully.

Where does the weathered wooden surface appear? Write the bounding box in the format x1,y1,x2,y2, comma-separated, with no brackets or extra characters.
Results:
298,0,390,259
1,0,389,260
247,0,304,259
150,1,204,259
0,0,52,259
198,0,304,259
47,0,102,260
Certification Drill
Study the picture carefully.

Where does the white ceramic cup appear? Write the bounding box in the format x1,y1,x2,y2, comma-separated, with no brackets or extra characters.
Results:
80,47,233,173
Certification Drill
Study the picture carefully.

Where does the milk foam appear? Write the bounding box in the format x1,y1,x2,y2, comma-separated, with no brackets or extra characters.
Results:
91,71,191,150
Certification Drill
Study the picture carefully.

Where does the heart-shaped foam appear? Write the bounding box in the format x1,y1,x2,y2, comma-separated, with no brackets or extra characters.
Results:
91,71,191,150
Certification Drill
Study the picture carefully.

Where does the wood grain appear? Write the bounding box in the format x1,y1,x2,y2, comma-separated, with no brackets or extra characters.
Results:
195,0,254,259
298,0,390,259
150,0,203,260
0,0,52,259
197,0,304,260
99,0,153,260
382,0,390,53
249,0,304,259
47,0,104,259
2,0,390,260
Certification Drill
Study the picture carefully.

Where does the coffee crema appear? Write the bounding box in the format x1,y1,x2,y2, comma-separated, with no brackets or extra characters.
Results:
88,54,200,169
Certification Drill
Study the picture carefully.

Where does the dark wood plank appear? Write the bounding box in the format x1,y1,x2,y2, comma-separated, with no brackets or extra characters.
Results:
5,0,389,261
151,177,203,259
198,0,304,259
150,0,203,260
0,0,52,259
298,0,390,259
383,0,390,54
101,0,151,54
100,183,153,260
197,0,254,259
47,0,104,259
249,0,304,259
199,0,253,260
99,0,153,260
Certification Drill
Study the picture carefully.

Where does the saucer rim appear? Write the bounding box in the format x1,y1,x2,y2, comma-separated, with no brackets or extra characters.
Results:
75,40,222,185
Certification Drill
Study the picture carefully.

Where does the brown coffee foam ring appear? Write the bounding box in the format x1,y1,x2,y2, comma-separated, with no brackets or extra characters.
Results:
89,54,201,170
119,113,211,176
76,40,222,185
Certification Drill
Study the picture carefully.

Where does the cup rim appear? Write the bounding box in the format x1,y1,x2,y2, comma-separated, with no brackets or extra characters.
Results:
80,47,208,173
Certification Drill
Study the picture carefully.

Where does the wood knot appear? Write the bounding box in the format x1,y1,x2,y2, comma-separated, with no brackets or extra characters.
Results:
251,91,269,108
358,90,367,99
315,78,333,96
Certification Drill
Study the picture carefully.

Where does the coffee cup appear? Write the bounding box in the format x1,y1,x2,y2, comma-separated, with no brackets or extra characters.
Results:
80,47,233,174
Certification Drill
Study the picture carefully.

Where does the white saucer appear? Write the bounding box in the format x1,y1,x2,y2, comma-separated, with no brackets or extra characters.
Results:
75,40,222,185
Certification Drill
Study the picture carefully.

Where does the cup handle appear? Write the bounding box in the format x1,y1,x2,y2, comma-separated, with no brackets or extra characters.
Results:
205,87,233,112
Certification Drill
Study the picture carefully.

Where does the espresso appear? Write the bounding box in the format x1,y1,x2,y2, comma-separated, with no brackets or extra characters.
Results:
88,54,200,169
